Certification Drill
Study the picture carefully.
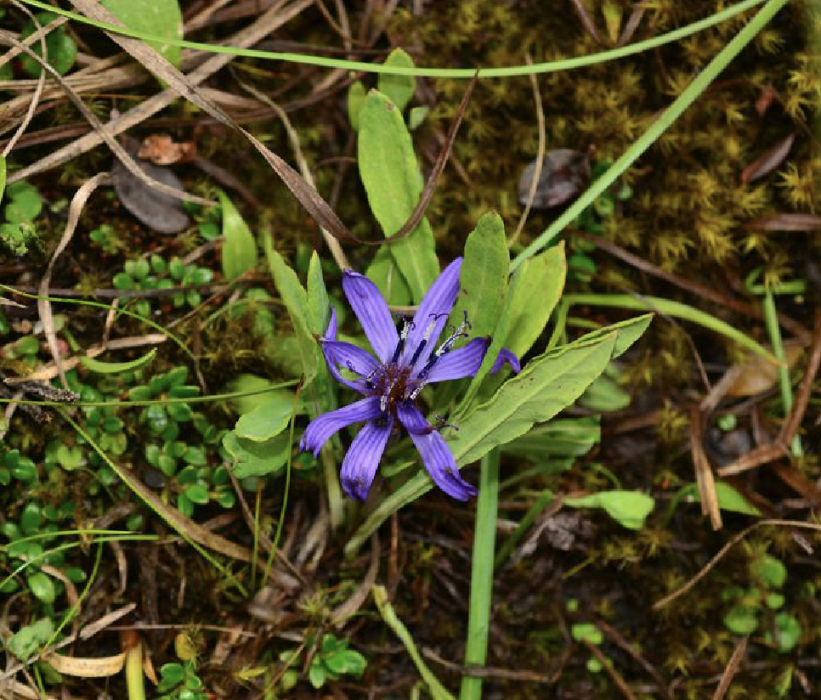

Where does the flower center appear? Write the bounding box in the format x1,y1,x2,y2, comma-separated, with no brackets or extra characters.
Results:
372,362,413,416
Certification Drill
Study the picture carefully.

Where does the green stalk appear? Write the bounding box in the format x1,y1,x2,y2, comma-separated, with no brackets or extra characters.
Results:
510,0,791,272
563,294,779,364
17,0,767,78
373,585,456,700
124,639,146,700
762,287,802,456
460,448,500,700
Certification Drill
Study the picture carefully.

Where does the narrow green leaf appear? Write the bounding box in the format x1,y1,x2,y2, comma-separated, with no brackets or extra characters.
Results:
451,333,618,466
502,416,600,460
503,243,566,359
565,490,655,530
306,251,330,336
102,0,183,68
218,190,258,280
373,585,456,700
378,48,416,112
565,311,654,359
358,89,439,302
347,80,366,131
449,211,509,343
264,238,319,387
79,348,157,374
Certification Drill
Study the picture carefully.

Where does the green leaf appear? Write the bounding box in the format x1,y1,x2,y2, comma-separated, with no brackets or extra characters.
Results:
751,554,787,589
712,482,762,516
79,348,157,374
571,623,603,645
20,13,77,77
358,89,439,302
102,0,183,68
234,394,295,442
5,182,43,224
449,211,509,344
377,48,416,112
184,483,209,505
347,80,366,131
218,190,258,280
8,618,54,661
565,490,655,530
28,571,56,604
366,247,412,306
723,604,759,635
308,663,327,689
408,106,429,131
451,332,618,466
765,613,801,652
579,370,631,412
224,374,304,416
569,312,654,360
502,416,600,460
306,251,330,336
503,243,566,359
264,239,319,387
222,430,290,478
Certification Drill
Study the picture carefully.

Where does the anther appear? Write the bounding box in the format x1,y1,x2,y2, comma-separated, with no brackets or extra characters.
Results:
390,316,412,364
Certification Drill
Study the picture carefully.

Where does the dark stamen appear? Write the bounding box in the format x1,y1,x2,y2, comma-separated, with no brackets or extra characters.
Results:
390,316,412,364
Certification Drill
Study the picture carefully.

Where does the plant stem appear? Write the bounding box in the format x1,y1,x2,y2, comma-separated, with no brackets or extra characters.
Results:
124,638,146,700
460,448,500,700
762,288,802,456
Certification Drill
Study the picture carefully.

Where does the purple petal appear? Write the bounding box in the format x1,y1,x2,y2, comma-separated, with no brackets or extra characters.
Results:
418,339,521,383
491,347,521,374
324,308,339,340
396,402,477,501
418,337,487,383
340,417,394,500
300,397,383,457
403,258,462,369
342,270,398,362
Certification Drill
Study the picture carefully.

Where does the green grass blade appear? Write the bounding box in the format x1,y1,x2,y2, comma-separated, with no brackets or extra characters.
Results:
18,0,768,78
509,0,791,272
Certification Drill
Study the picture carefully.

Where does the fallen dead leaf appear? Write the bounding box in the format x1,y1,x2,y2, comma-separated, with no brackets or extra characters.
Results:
138,134,196,165
727,342,804,397
518,149,590,209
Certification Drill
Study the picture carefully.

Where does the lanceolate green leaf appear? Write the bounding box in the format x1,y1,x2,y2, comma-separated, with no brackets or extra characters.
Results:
449,211,509,343
358,90,439,302
0,155,6,206
450,333,618,466
264,238,319,387
306,251,330,336
79,348,157,374
102,0,183,68
218,190,258,280
503,243,566,359
377,48,416,112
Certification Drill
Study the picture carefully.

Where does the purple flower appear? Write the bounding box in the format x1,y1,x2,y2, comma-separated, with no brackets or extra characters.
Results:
300,258,520,501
